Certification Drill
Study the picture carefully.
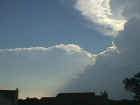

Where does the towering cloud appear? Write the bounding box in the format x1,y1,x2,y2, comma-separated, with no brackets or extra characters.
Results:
63,18,140,99
0,44,95,98
1,0,140,99
60,0,140,99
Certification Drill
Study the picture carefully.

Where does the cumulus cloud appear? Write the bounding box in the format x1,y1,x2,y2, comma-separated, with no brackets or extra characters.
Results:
63,18,140,99
74,0,140,36
0,44,95,98
75,0,127,36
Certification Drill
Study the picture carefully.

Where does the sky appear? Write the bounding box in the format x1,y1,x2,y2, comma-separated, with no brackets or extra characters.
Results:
0,0,140,99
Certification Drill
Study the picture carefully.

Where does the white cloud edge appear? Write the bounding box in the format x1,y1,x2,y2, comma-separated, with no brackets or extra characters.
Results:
0,43,119,65
0,44,98,65
97,41,119,55
74,0,127,36
0,44,95,58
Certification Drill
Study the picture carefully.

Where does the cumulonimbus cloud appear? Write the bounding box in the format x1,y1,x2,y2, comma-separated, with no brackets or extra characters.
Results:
59,0,140,100
1,0,140,99
63,18,140,99
0,44,96,98
0,42,119,98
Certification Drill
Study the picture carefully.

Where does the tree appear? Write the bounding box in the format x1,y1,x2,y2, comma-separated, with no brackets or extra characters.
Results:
100,90,108,99
123,72,140,101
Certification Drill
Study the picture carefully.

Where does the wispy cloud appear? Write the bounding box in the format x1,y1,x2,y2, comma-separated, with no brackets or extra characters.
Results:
0,44,95,58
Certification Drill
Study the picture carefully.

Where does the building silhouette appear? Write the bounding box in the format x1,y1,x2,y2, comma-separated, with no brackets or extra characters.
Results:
0,88,18,105
55,92,108,105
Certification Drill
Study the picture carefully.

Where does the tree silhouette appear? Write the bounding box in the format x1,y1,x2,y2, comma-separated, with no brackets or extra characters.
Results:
123,72,140,101
100,90,108,99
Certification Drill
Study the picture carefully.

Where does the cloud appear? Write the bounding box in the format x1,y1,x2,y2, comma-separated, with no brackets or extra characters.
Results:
1,0,140,99
110,0,140,19
59,0,140,99
0,44,96,98
74,0,140,36
62,18,140,99
75,0,127,36
0,44,95,59
2,16,139,99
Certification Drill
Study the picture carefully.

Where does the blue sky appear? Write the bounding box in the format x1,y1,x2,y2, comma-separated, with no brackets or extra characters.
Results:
0,0,111,98
0,0,111,53
0,0,140,99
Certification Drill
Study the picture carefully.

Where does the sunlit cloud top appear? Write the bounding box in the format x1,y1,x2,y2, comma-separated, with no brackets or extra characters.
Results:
75,0,127,36
0,44,95,59
0,44,96,98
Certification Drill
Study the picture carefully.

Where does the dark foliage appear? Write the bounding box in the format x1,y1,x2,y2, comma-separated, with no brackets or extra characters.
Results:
123,72,140,101
17,92,139,105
